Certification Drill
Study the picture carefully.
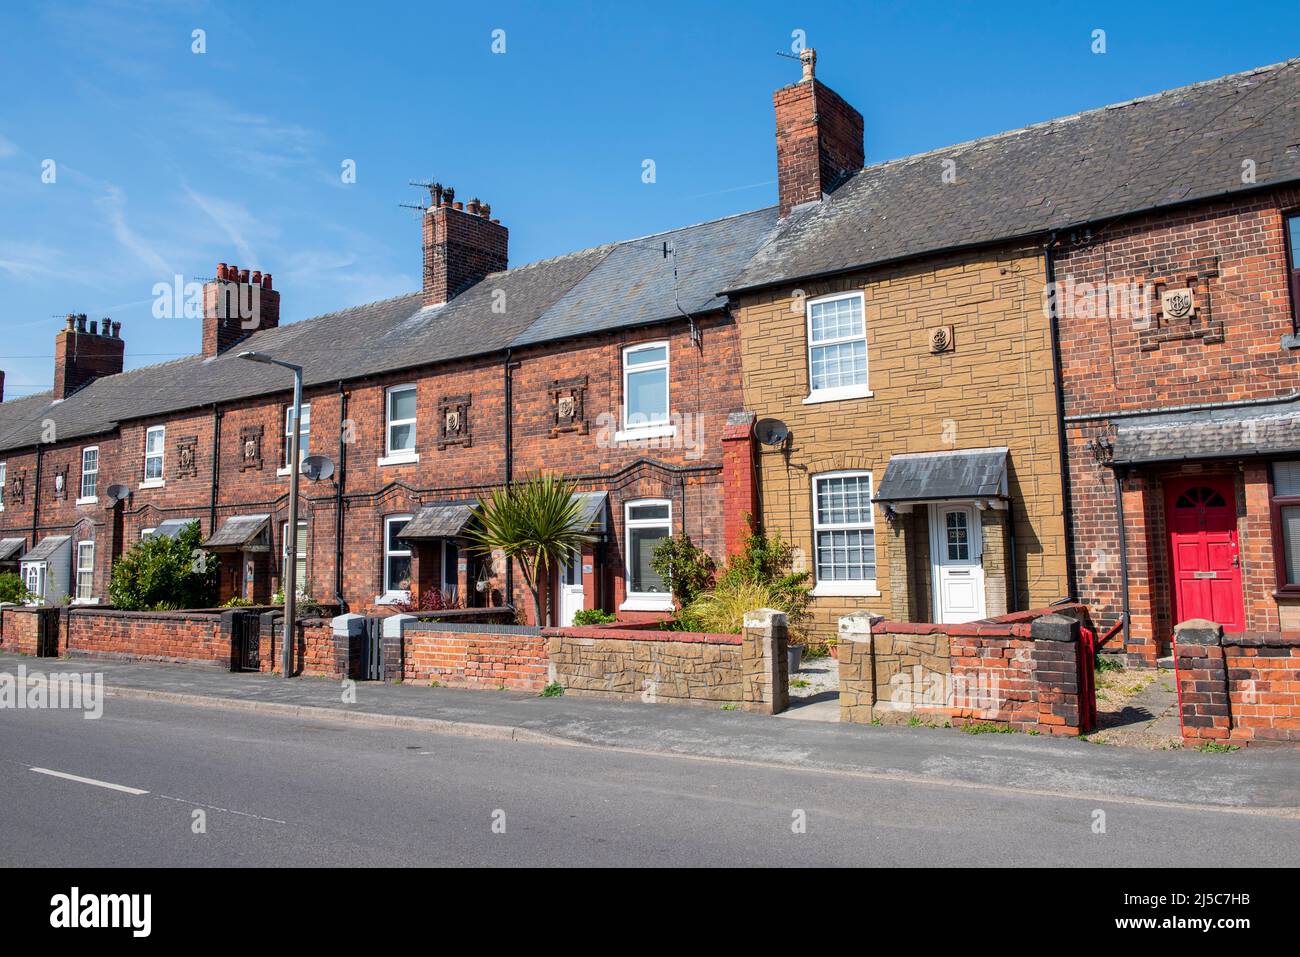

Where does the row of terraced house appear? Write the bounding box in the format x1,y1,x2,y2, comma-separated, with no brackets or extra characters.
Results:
2,50,1299,665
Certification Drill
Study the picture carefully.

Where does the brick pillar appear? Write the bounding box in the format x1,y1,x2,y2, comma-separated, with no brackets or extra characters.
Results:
741,608,788,714
979,507,1009,616
1173,619,1231,742
837,612,876,723
888,512,915,621
721,412,758,558
1029,613,1082,735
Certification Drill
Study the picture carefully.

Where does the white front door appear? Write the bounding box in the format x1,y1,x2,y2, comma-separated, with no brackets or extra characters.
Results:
930,504,985,624
559,552,585,626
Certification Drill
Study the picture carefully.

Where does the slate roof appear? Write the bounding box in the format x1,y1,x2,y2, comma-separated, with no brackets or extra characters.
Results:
729,58,1300,291
874,448,1009,503
0,210,777,455
23,535,70,562
1112,397,1300,465
150,518,200,539
0,538,26,561
398,502,476,540
202,514,271,551
571,491,609,533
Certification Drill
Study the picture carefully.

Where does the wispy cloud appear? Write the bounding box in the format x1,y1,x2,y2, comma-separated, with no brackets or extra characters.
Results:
94,184,171,274
0,134,18,159
182,184,265,266
0,241,70,284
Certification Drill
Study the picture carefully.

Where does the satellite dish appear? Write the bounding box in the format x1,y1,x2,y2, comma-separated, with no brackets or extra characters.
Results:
106,484,131,502
755,418,790,447
300,455,335,482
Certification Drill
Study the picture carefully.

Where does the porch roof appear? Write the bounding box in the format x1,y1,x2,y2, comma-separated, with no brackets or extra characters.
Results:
0,538,26,561
1111,397,1300,465
151,518,199,540
874,447,1009,503
398,502,476,541
201,514,271,551
571,491,609,533
22,535,70,563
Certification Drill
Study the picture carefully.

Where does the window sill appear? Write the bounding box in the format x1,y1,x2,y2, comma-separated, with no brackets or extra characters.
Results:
615,424,677,443
139,480,165,490
377,451,420,467
619,595,674,612
75,496,99,506
811,582,881,598
375,591,411,606
803,386,874,405
72,597,101,606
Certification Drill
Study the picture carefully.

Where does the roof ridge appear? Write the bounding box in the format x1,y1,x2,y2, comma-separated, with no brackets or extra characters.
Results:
858,56,1300,174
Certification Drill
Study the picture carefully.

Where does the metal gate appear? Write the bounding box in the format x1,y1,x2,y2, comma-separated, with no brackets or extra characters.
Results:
360,616,383,680
234,612,260,671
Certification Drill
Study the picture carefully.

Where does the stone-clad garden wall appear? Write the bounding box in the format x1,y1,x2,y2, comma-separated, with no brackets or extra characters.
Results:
1173,620,1300,747
838,605,1093,734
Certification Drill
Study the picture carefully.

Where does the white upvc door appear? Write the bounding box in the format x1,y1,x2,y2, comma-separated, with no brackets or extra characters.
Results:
930,503,986,624
559,552,585,627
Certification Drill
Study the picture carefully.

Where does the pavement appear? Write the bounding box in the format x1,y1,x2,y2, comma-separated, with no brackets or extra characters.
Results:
3,651,1298,816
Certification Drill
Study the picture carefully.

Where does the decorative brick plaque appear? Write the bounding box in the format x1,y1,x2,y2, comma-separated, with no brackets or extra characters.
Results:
1138,256,1222,351
548,375,589,437
176,435,199,478
239,425,264,472
438,394,472,449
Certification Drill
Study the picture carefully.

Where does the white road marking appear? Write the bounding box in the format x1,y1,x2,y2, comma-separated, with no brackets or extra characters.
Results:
30,767,149,795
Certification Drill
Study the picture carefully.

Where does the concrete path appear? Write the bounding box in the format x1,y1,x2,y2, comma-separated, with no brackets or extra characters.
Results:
3,652,1297,815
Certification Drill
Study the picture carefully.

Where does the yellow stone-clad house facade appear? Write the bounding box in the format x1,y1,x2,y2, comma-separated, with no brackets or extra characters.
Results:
730,244,1070,642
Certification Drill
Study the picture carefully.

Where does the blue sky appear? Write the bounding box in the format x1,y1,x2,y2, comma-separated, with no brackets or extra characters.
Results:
0,0,1297,396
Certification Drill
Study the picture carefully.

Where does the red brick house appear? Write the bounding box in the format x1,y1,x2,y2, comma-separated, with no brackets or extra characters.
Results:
0,197,774,624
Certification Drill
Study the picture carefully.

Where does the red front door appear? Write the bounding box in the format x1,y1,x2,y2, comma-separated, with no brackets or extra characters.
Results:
1164,476,1244,631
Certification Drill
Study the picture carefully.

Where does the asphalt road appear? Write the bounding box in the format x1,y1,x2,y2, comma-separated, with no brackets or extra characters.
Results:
1,697,1297,867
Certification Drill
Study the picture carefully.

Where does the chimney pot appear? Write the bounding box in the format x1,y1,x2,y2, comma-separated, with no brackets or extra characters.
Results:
112,321,122,338
217,262,228,280
251,270,262,285
800,47,816,81
76,314,87,333
481,203,491,219
89,319,98,335
467,198,480,216
453,201,463,211
262,273,273,290
65,313,75,330
238,268,250,283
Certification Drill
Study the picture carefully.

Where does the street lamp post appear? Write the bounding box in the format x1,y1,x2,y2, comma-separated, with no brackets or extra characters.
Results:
236,351,303,678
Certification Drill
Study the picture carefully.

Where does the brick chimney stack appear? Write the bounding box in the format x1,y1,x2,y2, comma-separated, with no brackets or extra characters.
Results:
773,48,864,217
53,313,125,399
202,263,280,357
421,185,508,308
0,370,5,403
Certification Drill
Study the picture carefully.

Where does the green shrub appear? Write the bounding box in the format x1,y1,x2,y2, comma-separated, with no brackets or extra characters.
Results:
683,580,785,634
108,521,217,611
222,596,253,608
709,528,812,642
571,608,617,626
650,534,715,607
0,572,32,605
540,682,565,697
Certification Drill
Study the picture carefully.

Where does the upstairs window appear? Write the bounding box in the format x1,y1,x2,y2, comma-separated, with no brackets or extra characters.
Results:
1287,213,1300,324
806,292,869,402
386,385,417,458
284,403,311,467
0,461,5,509
80,447,99,501
144,426,165,483
621,343,671,435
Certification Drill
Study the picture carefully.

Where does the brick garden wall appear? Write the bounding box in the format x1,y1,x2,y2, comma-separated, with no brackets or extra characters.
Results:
0,606,43,656
1174,621,1300,747
838,605,1092,734
63,608,229,668
401,621,548,691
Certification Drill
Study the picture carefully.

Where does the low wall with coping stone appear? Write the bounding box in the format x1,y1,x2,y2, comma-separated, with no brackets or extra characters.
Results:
62,608,231,668
1174,620,1300,747
838,605,1092,734
543,609,789,713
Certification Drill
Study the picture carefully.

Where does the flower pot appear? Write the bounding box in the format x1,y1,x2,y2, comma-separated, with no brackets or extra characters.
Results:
787,645,803,674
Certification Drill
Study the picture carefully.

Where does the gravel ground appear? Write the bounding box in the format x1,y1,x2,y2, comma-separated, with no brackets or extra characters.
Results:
789,652,838,699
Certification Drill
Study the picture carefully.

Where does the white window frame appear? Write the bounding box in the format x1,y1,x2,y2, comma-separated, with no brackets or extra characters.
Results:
379,384,420,466
277,402,311,475
810,470,880,596
379,514,414,604
23,562,45,603
282,520,309,598
142,426,166,487
620,498,674,611
141,527,157,540
0,461,5,511
77,446,99,504
804,291,873,404
617,342,676,442
75,541,95,602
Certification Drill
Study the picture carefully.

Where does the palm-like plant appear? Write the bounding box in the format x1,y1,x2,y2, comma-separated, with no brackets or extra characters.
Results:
464,472,594,626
